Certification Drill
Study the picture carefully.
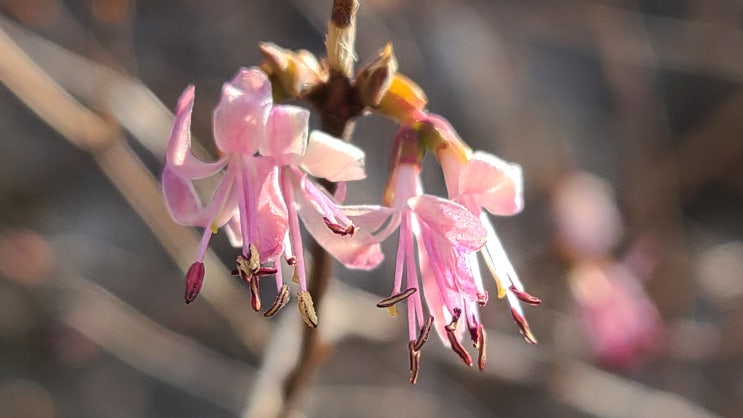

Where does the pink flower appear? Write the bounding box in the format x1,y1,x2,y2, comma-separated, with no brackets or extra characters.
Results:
343,127,488,382
162,67,378,313
421,114,541,344
569,261,663,370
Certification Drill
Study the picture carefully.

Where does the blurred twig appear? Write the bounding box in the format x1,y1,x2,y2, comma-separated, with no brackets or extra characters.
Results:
491,0,743,82
54,264,254,413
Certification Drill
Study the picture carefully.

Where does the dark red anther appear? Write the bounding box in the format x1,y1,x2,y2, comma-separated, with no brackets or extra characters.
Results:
323,217,357,236
250,274,261,311
413,315,434,351
476,324,487,371
184,262,205,304
510,286,541,306
446,326,473,367
256,267,278,276
511,307,538,344
477,291,489,306
408,340,421,384
264,285,290,318
376,288,416,308
286,256,297,266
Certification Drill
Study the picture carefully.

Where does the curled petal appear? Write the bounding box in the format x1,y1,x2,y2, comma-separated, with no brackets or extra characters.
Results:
300,131,366,181
162,166,236,227
166,85,228,179
296,196,386,270
260,105,310,158
213,67,272,155
458,151,524,216
408,195,486,252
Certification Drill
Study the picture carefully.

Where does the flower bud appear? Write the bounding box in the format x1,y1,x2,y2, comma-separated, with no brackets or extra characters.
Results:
259,42,324,99
355,43,398,107
375,73,428,125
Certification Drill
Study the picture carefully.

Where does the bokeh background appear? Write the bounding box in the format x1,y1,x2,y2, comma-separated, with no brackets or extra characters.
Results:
0,0,741,417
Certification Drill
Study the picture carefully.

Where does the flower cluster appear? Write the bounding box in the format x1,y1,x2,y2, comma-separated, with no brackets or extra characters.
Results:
162,66,539,382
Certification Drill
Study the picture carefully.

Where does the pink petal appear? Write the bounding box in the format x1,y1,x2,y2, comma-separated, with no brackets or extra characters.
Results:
166,85,228,179
296,196,386,270
458,151,524,216
162,166,237,227
212,67,272,155
260,105,310,158
408,195,486,252
299,131,366,181
250,157,289,260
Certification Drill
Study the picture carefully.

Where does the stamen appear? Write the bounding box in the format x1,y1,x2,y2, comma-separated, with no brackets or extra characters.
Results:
235,254,251,282
408,340,421,384
250,274,261,311
445,312,472,366
264,284,291,317
477,291,489,306
247,243,261,274
413,315,434,351
184,262,205,304
323,217,357,236
286,256,297,266
376,288,417,308
445,326,473,367
297,290,318,328
510,286,542,306
476,325,487,371
510,307,538,344
256,267,278,276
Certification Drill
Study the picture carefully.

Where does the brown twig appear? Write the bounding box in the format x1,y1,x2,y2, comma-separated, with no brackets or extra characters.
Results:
0,21,270,355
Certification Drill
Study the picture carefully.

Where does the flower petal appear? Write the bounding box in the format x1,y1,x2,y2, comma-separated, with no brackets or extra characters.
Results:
162,165,236,227
296,195,387,270
299,131,366,181
166,85,228,179
260,105,310,158
250,157,289,260
213,67,272,155
408,195,486,252
458,151,523,216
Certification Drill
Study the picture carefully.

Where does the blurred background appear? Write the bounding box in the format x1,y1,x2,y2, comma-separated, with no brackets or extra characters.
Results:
0,0,741,417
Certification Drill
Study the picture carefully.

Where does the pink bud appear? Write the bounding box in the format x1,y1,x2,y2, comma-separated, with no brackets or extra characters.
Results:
184,262,205,304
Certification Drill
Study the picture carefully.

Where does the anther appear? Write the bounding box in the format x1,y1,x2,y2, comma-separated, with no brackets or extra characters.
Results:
184,262,205,304
264,285,290,317
477,291,489,306
408,340,421,384
510,286,541,306
376,288,416,308
247,244,261,274
256,267,278,276
475,324,486,371
323,217,357,236
286,256,297,266
446,326,473,367
297,290,318,328
250,274,261,311
413,315,434,351
510,307,538,344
